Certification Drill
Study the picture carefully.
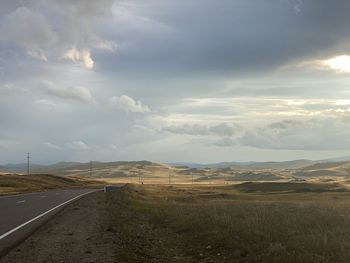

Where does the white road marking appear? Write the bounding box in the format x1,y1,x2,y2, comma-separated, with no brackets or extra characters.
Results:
16,200,26,204
0,190,99,240
40,195,47,198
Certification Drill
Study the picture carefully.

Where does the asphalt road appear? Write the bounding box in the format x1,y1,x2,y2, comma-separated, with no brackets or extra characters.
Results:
0,188,100,257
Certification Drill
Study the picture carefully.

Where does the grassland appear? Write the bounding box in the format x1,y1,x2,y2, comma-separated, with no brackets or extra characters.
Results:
0,173,103,195
112,183,350,262
4,182,350,262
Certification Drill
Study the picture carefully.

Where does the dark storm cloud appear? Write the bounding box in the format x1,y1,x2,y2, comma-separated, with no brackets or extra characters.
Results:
0,0,24,15
97,0,350,76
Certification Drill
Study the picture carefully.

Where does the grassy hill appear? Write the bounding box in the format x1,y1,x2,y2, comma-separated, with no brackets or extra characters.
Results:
301,161,349,170
291,161,350,180
0,173,103,195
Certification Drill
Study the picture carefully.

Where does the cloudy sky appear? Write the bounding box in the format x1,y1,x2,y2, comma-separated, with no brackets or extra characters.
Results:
1,0,350,164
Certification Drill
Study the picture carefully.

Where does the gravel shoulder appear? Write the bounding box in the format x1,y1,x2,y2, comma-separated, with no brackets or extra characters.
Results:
0,191,116,263
0,186,186,263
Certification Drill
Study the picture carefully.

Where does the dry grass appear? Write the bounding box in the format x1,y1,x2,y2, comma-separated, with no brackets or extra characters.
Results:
0,173,103,195
110,183,350,262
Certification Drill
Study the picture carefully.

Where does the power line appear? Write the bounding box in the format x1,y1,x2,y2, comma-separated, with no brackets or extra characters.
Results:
27,152,30,175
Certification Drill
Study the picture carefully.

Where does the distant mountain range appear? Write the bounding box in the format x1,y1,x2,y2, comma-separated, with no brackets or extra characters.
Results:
170,156,350,169
169,160,316,169
0,163,46,173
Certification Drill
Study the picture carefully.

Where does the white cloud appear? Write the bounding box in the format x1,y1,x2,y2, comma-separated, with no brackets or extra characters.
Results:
63,47,94,69
0,84,14,94
335,100,350,106
94,39,117,51
43,82,95,104
110,95,151,113
0,2,116,66
239,117,350,150
163,123,240,137
298,55,350,74
26,50,48,61
209,123,238,136
213,137,237,147
65,141,90,150
292,0,303,13
0,139,20,149
56,0,116,68
163,124,208,136
323,55,350,73
161,113,350,151
109,144,118,150
45,142,61,150
34,99,58,112
0,7,57,61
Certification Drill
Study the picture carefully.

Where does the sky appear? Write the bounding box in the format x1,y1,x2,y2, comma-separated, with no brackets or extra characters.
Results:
1,0,350,164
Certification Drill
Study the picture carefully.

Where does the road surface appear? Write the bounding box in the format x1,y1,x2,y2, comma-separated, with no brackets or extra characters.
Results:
0,188,100,257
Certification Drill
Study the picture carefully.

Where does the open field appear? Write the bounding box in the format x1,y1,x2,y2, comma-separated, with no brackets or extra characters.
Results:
0,173,104,196
3,182,350,262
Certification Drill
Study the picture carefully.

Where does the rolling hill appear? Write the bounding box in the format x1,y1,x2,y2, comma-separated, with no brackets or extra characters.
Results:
2,159,350,184
0,173,103,195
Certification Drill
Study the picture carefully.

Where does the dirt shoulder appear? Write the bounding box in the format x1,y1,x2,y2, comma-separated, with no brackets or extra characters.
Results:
0,190,115,263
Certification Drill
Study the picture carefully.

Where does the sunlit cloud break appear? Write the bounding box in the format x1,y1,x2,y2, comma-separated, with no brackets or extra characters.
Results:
323,55,350,73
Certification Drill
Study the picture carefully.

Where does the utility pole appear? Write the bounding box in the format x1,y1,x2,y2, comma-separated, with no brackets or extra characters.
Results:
27,152,30,175
89,161,92,176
